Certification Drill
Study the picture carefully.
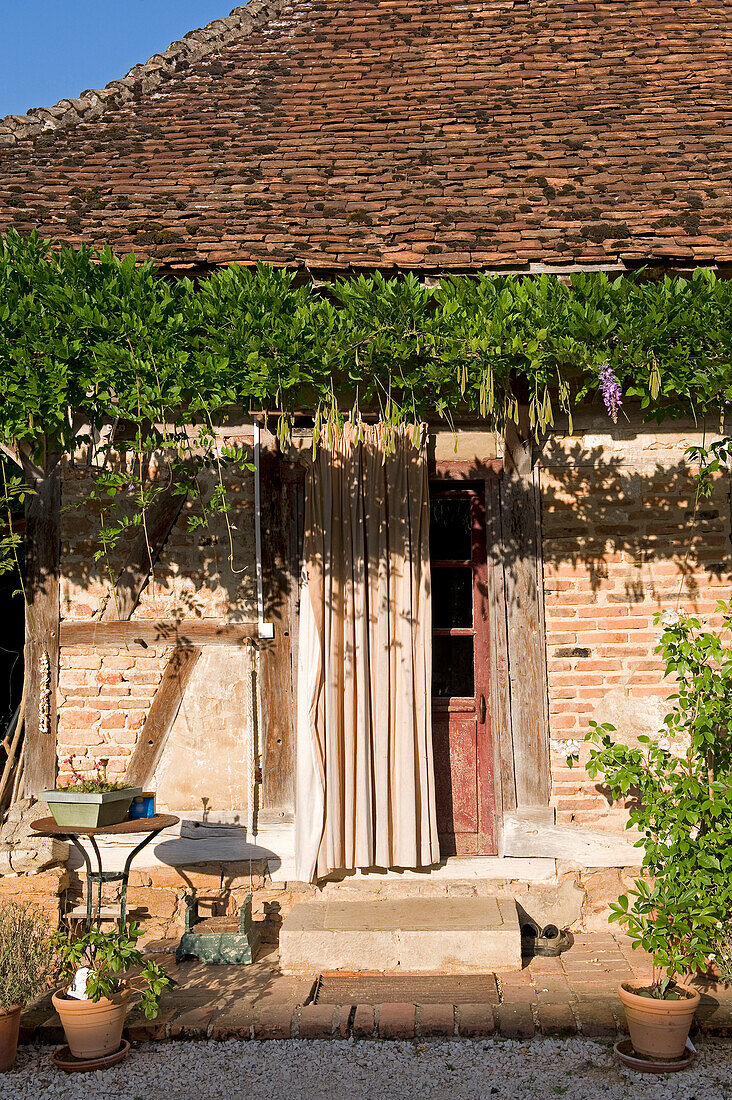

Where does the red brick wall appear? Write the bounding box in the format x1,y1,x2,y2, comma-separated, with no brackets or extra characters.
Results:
541,416,732,828
57,647,168,784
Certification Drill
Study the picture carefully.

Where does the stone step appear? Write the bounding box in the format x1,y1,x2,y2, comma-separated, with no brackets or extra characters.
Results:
279,896,521,975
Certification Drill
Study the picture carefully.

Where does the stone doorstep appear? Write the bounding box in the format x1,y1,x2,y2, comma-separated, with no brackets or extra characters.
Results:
279,897,522,975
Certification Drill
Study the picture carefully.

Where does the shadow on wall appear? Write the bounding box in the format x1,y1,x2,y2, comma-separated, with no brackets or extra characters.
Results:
540,435,729,599
438,427,729,608
57,420,729,626
59,458,290,624
64,824,284,926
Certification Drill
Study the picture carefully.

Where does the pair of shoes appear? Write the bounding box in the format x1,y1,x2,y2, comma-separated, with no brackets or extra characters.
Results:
521,922,574,957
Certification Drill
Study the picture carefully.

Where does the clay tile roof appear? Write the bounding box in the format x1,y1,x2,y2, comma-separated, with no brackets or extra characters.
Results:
1,0,731,273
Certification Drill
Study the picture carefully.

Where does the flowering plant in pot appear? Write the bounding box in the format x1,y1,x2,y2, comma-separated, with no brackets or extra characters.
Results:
41,758,141,829
49,921,171,1060
576,602,732,1060
0,901,52,1070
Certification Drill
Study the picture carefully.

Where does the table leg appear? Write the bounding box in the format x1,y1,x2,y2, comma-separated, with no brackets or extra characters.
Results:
65,836,94,933
87,835,105,930
119,828,165,927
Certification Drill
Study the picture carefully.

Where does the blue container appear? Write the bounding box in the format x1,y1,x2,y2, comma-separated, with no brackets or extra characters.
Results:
129,792,156,819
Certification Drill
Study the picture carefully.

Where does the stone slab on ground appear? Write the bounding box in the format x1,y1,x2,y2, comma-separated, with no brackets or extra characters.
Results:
279,896,521,974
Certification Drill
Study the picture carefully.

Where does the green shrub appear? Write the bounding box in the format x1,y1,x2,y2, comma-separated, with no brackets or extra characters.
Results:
0,901,52,1009
576,601,732,990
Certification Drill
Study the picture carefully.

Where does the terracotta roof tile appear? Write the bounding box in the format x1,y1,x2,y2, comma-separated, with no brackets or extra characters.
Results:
0,0,731,271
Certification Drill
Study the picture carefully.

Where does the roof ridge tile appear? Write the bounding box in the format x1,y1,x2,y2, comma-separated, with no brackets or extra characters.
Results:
0,0,283,147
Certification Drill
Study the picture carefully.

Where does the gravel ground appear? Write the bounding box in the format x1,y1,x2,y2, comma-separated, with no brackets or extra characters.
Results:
2,1037,731,1100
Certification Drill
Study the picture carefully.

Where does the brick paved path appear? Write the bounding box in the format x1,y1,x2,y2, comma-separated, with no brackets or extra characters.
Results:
21,935,732,1044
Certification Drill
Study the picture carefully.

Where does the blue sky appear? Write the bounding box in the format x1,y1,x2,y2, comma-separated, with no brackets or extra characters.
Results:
0,1,234,117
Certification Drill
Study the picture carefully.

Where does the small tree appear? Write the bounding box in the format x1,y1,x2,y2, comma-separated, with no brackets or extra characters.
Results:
577,602,732,991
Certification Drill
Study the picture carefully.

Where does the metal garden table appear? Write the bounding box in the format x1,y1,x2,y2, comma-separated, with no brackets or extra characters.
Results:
31,814,179,931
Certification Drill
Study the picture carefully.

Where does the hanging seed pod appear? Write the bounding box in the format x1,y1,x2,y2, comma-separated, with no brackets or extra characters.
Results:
650,359,661,400
559,380,573,434
487,366,495,415
542,387,554,429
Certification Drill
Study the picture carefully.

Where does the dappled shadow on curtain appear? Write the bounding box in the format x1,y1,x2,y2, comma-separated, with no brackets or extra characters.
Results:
295,423,440,881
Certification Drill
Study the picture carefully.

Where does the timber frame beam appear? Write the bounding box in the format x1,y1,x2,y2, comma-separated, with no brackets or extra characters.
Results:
59,620,258,650
501,413,551,810
23,461,62,794
125,645,202,787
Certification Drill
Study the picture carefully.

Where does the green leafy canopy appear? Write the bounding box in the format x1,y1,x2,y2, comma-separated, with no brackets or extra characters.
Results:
3,228,732,612
2,229,732,467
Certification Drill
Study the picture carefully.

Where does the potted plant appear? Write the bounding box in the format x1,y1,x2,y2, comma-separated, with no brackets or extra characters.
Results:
41,758,141,829
49,921,171,1060
575,603,732,1061
0,901,52,1070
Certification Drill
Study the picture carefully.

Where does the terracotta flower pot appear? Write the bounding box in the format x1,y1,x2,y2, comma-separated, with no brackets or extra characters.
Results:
618,980,700,1061
52,988,131,1060
0,1005,20,1071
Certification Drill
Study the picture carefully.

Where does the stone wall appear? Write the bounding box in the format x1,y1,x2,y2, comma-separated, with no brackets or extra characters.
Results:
102,862,645,944
541,414,732,829
0,800,68,920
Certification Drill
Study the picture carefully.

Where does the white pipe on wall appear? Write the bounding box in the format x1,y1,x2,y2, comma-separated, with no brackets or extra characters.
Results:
253,420,274,639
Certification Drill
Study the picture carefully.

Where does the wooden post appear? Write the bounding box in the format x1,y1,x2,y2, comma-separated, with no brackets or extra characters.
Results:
23,464,61,795
126,645,201,787
485,468,516,816
257,437,300,815
501,415,551,809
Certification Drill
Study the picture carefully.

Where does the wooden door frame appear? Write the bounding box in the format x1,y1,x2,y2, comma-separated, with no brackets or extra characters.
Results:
429,458,515,856
430,480,497,854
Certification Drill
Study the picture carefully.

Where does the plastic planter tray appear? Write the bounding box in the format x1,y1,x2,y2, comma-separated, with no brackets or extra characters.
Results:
39,787,142,828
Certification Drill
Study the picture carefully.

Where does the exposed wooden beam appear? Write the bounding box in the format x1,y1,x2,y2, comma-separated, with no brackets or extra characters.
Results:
59,620,258,649
23,466,61,795
101,477,189,621
257,441,300,814
125,646,202,787
485,469,516,818
0,442,23,471
503,814,642,867
501,414,551,809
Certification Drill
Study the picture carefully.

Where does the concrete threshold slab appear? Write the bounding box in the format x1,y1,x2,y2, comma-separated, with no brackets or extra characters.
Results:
319,856,556,885
279,896,521,975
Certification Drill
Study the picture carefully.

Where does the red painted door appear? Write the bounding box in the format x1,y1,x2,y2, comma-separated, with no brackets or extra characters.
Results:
430,483,497,856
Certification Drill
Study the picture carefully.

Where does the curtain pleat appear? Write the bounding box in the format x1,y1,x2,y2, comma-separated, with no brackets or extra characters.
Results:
295,423,439,881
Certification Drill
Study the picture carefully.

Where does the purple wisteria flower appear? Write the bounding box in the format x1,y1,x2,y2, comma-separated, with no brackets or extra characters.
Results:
598,361,623,423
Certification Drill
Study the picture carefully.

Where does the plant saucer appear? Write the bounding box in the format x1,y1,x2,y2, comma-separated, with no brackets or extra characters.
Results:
51,1039,130,1073
613,1037,696,1074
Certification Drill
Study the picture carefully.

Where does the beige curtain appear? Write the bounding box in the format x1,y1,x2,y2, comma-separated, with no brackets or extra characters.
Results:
295,422,440,882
